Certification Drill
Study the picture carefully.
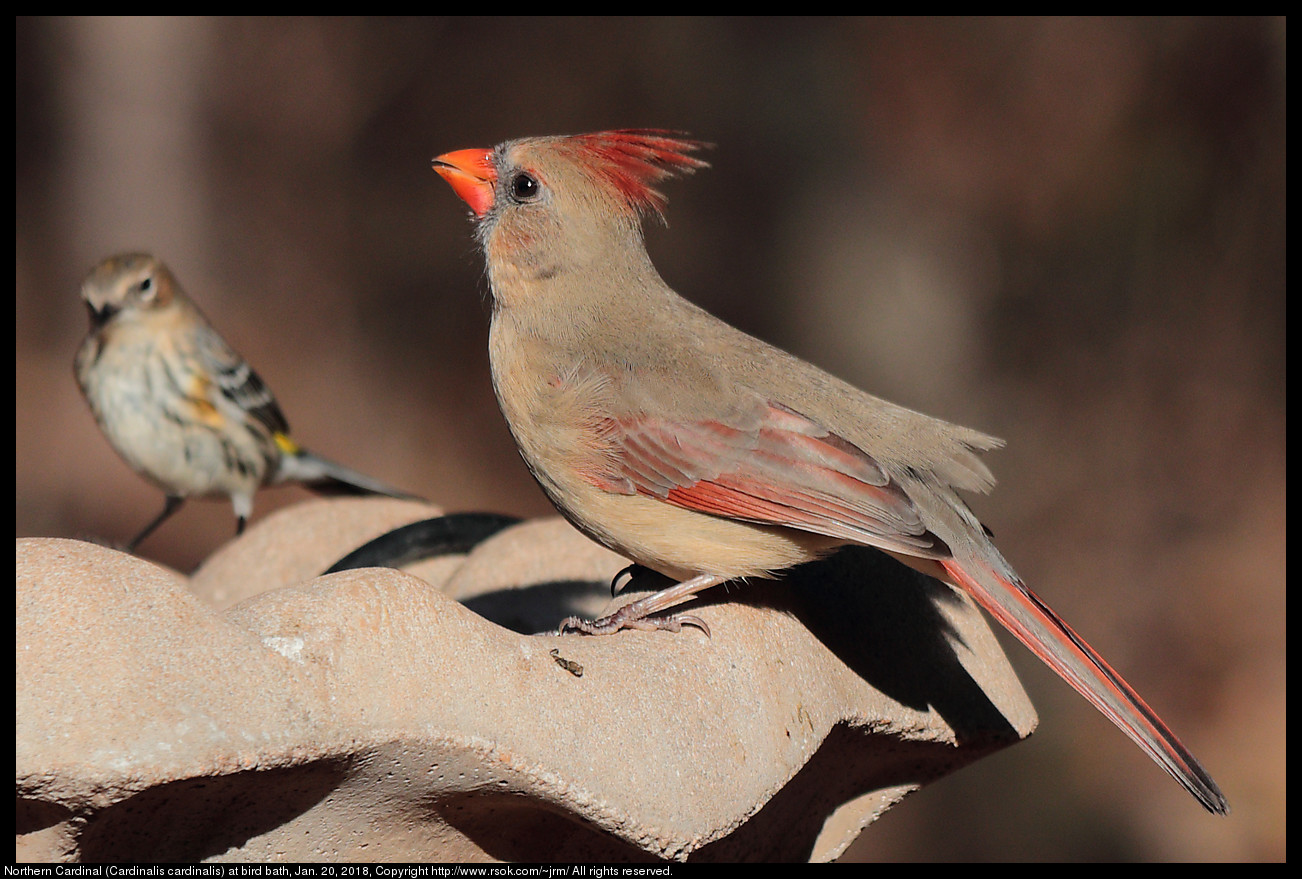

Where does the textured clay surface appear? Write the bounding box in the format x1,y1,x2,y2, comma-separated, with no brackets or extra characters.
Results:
16,497,1035,862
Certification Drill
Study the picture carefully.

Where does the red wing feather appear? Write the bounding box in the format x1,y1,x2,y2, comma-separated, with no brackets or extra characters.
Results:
596,402,947,557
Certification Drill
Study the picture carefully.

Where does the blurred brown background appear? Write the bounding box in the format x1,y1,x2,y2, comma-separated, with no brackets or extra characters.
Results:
15,17,1283,861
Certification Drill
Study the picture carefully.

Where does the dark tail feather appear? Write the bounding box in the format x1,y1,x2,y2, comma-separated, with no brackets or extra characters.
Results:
279,449,423,501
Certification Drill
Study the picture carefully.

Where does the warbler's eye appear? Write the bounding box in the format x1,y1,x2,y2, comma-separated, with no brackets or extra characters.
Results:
137,276,154,298
509,172,540,203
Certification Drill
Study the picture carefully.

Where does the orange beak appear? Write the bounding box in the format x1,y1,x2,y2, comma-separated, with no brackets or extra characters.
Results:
432,148,497,218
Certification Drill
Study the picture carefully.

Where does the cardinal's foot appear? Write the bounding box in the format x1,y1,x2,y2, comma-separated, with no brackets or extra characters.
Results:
557,609,710,637
560,571,723,636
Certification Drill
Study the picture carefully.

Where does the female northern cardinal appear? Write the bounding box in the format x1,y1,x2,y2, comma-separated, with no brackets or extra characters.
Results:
432,129,1226,814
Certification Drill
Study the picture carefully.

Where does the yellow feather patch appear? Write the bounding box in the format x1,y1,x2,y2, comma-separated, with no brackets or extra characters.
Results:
185,376,225,428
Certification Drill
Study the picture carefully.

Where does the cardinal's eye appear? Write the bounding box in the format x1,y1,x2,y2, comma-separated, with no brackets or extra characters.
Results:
509,172,540,203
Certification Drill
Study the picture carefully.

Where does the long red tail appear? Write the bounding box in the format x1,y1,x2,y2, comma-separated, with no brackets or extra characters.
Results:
940,558,1227,814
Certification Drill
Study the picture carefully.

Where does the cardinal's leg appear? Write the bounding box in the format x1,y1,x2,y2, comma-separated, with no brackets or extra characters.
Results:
558,572,725,636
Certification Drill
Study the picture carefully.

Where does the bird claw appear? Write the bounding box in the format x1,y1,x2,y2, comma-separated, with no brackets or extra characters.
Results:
609,563,640,597
557,610,710,638
563,571,721,636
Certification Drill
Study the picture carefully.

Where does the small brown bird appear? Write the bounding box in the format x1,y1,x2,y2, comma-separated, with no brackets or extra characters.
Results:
75,252,418,550
431,129,1227,815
